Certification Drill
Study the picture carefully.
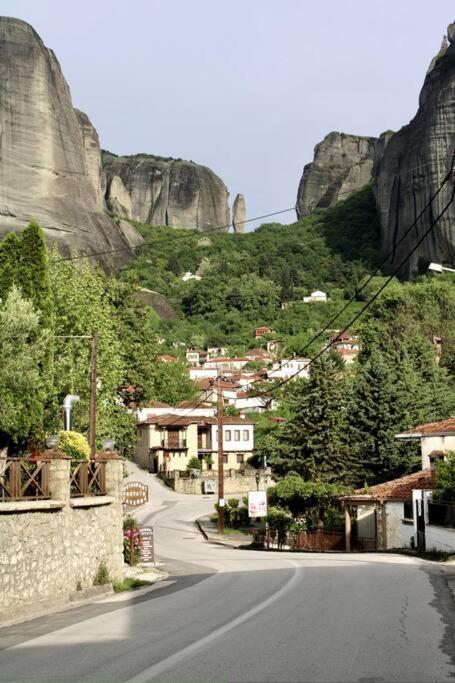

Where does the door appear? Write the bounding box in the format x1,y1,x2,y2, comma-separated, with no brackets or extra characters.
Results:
416,496,426,552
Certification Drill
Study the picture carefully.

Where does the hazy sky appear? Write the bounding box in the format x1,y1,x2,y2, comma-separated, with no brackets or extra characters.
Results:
2,1,454,229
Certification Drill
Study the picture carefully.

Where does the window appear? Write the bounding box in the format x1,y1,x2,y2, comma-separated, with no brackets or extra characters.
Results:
243,430,249,441
225,430,231,441
237,454,244,464
403,501,413,520
223,454,228,464
234,430,240,441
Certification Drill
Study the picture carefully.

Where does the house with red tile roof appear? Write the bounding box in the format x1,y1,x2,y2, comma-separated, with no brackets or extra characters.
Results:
341,417,455,552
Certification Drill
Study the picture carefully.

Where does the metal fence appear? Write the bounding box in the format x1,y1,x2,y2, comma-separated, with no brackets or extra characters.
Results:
0,458,51,501
428,500,455,529
253,528,345,552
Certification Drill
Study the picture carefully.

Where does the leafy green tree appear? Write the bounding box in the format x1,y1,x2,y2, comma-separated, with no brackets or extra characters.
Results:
268,474,349,519
166,253,182,276
0,287,48,452
150,360,198,405
434,452,455,502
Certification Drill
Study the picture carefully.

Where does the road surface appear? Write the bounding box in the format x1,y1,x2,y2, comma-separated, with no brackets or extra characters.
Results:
0,464,454,682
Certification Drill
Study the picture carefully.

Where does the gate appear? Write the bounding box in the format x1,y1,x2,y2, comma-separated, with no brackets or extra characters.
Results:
416,495,426,552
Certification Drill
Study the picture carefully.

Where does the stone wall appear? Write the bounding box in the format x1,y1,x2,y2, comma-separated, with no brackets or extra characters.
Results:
161,470,274,495
0,454,124,621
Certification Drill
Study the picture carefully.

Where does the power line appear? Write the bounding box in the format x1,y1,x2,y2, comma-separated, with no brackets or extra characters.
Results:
55,157,447,265
253,152,455,377
245,172,455,400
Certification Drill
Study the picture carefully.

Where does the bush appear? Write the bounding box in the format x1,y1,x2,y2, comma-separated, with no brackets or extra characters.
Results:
123,516,142,565
266,506,293,532
434,452,455,501
187,456,202,471
58,430,90,461
227,498,239,509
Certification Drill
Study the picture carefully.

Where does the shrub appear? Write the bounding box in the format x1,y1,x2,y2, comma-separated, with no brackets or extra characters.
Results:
227,498,239,509
93,561,110,585
59,430,90,461
266,506,293,532
434,452,455,501
187,456,202,471
123,516,143,565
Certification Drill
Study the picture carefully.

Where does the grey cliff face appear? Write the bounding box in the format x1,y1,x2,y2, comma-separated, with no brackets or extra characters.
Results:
0,17,139,267
232,193,246,233
103,153,230,232
375,23,455,277
296,132,379,218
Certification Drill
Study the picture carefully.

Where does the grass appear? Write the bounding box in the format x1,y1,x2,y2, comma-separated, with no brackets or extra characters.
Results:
221,527,253,536
112,577,154,593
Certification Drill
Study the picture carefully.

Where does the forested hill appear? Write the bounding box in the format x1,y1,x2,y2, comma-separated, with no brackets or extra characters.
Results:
121,187,385,351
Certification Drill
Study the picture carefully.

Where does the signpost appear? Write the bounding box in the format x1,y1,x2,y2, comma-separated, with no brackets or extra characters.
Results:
122,481,148,510
140,526,155,565
248,490,267,517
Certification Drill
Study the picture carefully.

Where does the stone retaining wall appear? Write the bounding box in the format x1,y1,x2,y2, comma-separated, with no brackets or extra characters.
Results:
161,470,274,495
0,455,124,622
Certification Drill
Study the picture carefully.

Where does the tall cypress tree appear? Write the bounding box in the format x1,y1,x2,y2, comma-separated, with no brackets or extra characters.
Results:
0,232,21,299
18,222,53,328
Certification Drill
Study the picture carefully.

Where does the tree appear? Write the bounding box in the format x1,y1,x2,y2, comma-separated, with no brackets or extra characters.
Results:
268,474,348,521
434,452,455,502
150,361,198,405
166,253,182,276
18,222,53,328
271,357,356,484
0,232,21,298
0,287,48,452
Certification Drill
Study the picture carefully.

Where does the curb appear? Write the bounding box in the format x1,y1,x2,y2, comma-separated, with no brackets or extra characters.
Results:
195,517,252,549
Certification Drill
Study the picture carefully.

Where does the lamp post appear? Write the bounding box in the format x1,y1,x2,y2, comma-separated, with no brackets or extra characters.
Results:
428,262,455,274
255,470,260,490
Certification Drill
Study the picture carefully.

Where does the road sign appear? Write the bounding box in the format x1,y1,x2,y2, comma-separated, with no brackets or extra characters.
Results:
123,481,148,509
140,526,155,564
248,490,267,517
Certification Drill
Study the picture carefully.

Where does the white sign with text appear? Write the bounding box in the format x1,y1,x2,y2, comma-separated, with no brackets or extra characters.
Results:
248,490,267,517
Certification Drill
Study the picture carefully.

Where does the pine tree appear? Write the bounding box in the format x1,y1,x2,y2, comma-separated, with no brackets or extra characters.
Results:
273,356,356,484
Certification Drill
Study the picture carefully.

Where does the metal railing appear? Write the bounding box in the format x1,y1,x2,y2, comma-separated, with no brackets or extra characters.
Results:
0,458,51,501
70,461,106,497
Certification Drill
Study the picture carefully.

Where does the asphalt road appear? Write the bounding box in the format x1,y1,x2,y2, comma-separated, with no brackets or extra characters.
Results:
1,466,455,682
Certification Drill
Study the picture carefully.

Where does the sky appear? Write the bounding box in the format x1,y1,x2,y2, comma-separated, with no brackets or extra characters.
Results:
2,0,454,230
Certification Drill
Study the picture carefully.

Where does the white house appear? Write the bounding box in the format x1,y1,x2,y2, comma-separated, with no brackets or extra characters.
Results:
267,358,310,381
303,290,327,304
204,357,250,372
343,417,455,552
181,271,201,282
185,349,208,366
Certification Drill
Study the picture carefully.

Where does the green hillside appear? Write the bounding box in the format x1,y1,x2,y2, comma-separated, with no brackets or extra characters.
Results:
121,186,384,352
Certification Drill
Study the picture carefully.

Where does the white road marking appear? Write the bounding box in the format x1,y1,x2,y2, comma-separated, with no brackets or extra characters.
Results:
124,560,301,683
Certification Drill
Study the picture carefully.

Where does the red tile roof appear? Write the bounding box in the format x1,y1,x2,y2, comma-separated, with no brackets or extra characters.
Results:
397,417,455,438
175,400,213,409
350,469,435,501
138,414,257,427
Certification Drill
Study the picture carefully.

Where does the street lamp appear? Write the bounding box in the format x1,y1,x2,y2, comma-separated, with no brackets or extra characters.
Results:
428,262,455,274
102,438,115,452
255,470,260,490
62,394,80,431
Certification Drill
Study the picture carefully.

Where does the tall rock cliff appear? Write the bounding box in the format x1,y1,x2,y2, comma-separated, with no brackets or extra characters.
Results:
296,132,380,218
103,152,230,232
375,23,455,277
0,17,139,267
232,193,246,232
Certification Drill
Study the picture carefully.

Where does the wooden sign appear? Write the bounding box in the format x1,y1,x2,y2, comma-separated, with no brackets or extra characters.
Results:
123,481,148,509
140,526,155,564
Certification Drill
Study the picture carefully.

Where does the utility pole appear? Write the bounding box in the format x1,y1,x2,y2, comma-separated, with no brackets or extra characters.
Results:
217,375,225,533
264,453,270,548
89,331,98,459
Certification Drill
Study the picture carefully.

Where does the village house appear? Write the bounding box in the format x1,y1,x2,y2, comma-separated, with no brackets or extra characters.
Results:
254,326,273,338
329,333,360,365
303,290,327,304
158,354,178,363
207,346,228,359
267,358,310,381
181,271,201,282
204,356,250,372
135,407,256,474
185,348,208,366
244,348,273,363
342,417,455,552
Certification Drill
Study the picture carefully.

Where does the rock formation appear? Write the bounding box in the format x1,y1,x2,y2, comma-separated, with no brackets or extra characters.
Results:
0,17,139,268
232,193,246,232
375,22,455,277
103,152,230,232
296,132,379,218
